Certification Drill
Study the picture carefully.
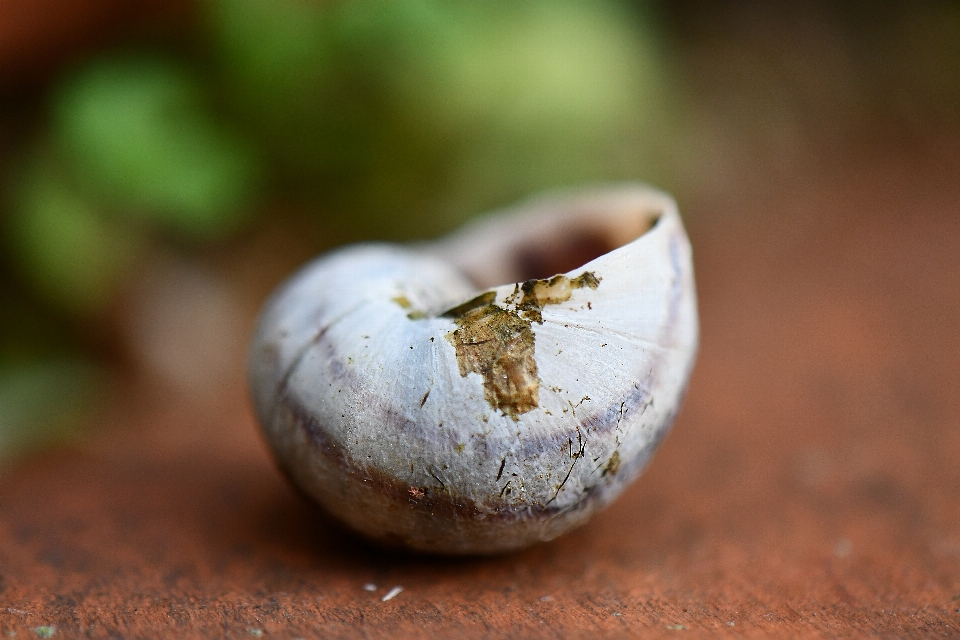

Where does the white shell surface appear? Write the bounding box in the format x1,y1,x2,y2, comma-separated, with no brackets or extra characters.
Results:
249,185,698,554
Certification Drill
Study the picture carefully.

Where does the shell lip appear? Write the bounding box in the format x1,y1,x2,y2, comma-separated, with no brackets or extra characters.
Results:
426,192,671,320
426,183,677,289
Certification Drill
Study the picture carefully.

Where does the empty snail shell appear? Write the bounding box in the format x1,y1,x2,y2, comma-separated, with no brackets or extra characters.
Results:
249,185,698,554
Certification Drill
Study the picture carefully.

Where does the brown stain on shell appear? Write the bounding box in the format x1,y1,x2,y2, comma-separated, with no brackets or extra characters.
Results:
392,294,428,320
445,304,539,420
391,295,412,309
510,271,601,324
603,450,621,477
444,272,600,420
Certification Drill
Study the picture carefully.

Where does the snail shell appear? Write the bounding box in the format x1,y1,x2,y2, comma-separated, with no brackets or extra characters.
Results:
249,185,698,554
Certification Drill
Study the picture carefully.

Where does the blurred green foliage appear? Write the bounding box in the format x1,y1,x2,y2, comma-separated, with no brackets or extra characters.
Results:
0,283,104,463
0,358,102,461
10,166,142,315
53,56,260,240
208,0,669,237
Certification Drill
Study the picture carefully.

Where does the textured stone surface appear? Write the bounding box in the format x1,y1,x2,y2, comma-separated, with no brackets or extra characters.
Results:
1,148,959,638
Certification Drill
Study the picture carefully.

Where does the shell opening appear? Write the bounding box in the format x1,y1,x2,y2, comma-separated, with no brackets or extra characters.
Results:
429,187,669,291
508,208,661,283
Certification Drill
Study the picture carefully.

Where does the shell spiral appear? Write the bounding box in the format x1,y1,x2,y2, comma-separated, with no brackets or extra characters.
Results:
249,185,698,554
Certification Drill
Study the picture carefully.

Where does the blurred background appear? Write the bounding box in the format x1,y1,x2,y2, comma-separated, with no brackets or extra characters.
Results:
0,0,958,464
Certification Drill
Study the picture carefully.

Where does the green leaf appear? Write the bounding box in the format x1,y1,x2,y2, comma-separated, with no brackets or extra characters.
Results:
0,358,101,462
54,55,260,240
8,165,142,315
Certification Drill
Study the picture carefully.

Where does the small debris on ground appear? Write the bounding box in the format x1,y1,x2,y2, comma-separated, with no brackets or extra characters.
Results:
665,623,687,630
381,586,403,602
33,628,56,639
539,596,553,602
247,629,263,637
363,583,377,592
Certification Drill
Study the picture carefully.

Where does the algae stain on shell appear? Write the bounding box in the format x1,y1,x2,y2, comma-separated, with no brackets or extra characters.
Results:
444,272,600,420
446,304,538,420
511,271,600,324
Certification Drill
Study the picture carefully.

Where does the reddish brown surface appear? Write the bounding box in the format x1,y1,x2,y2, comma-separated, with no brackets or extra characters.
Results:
0,0,187,87
2,148,959,638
